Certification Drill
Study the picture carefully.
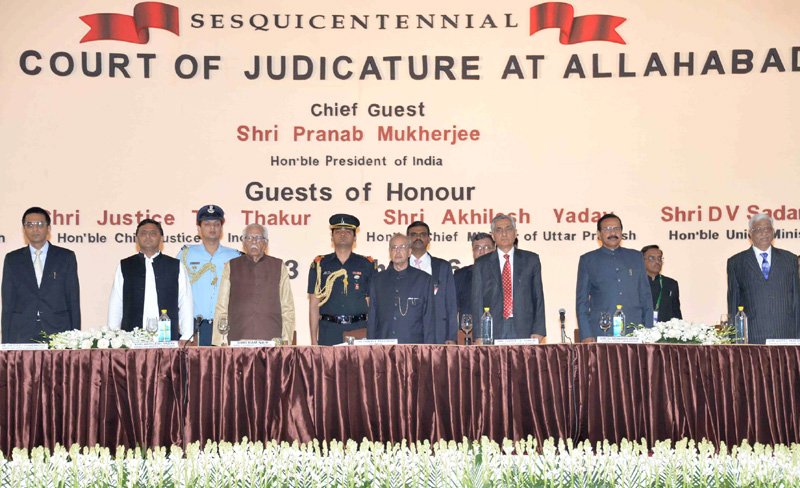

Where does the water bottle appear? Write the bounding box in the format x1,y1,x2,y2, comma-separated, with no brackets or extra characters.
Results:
612,305,626,337
734,306,748,344
158,309,171,342
480,307,494,345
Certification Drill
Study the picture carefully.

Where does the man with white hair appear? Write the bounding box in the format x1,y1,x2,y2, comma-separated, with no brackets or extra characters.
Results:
727,213,800,343
471,213,546,341
367,233,435,344
213,224,295,344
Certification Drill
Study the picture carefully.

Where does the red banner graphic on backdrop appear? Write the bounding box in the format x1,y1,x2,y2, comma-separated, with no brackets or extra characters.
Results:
80,2,179,44
529,2,626,44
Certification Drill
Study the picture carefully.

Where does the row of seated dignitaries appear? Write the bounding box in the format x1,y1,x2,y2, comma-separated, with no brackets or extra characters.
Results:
1,207,799,345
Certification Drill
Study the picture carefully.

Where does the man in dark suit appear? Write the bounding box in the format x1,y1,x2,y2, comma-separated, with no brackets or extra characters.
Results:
368,234,435,344
641,245,682,322
471,214,546,341
2,207,81,343
727,213,800,344
454,232,495,318
407,221,458,344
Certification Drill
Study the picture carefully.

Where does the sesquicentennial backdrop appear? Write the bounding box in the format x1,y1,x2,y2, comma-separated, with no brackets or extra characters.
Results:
1,0,799,343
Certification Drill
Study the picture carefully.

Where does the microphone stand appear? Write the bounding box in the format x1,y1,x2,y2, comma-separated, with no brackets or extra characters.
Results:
179,315,203,450
558,308,580,444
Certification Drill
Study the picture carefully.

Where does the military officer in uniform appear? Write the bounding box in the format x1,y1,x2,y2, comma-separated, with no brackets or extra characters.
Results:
308,214,376,345
178,205,240,345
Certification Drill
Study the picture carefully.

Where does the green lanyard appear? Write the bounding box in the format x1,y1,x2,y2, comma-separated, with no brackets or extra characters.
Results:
655,275,663,311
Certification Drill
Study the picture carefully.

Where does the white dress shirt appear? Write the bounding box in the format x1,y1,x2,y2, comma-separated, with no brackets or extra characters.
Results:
29,241,50,267
30,242,50,287
410,252,433,275
752,245,772,269
497,247,515,282
107,252,194,339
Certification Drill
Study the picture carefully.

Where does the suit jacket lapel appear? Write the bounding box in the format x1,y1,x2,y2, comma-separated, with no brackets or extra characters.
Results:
40,246,56,290
490,252,502,289
745,249,764,279
770,248,786,279
21,247,39,289
512,251,524,303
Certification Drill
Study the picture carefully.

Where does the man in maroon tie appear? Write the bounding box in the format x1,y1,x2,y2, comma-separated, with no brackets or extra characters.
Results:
470,214,546,342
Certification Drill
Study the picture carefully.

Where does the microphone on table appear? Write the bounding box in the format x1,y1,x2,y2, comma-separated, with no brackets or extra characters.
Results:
559,308,567,344
184,315,203,347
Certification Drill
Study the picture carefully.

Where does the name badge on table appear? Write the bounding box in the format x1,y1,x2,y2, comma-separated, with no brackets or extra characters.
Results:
353,339,398,346
230,340,276,348
494,338,540,345
597,336,643,344
0,343,48,351
130,341,180,349
766,339,800,346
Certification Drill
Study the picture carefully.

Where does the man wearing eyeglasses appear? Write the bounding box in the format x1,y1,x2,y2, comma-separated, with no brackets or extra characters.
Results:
2,207,81,343
407,220,458,344
367,233,435,344
212,224,295,344
454,232,495,318
727,213,800,344
640,245,682,323
576,213,653,342
108,219,194,340
471,214,546,342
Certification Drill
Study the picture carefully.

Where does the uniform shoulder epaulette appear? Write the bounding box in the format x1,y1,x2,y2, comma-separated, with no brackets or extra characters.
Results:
178,245,189,261
311,255,325,268
366,256,378,269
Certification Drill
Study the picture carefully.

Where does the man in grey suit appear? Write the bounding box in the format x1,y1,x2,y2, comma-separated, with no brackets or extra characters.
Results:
727,213,800,344
471,214,546,341
576,213,653,341
2,207,81,343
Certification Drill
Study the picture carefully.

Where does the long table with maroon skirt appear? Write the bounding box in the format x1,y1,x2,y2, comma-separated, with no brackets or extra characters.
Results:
1,344,798,455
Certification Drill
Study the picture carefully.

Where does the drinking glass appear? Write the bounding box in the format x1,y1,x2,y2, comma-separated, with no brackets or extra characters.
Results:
599,312,612,336
460,314,473,345
718,313,730,334
145,318,158,341
217,316,230,346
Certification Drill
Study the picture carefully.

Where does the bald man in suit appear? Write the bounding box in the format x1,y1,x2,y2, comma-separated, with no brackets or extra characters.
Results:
727,213,800,344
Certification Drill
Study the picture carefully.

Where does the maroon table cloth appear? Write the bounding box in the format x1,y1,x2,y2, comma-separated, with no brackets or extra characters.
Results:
1,344,798,455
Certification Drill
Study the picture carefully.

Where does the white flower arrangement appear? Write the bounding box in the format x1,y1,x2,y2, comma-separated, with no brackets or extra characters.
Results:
1,437,799,487
46,327,154,350
630,318,732,345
